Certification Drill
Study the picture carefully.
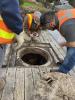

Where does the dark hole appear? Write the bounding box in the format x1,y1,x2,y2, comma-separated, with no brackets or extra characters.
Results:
21,53,47,65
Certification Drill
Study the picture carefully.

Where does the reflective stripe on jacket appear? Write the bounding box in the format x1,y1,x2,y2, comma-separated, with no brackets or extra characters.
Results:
55,9,75,29
26,14,33,29
0,0,23,34
0,16,15,44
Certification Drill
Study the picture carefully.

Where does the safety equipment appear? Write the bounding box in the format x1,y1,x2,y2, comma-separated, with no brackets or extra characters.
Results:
56,9,75,29
34,11,42,19
15,31,31,49
33,11,42,25
0,16,15,44
26,13,40,33
26,14,33,29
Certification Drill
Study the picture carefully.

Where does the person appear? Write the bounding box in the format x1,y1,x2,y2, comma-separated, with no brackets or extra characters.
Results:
40,9,75,74
0,0,31,90
23,11,42,38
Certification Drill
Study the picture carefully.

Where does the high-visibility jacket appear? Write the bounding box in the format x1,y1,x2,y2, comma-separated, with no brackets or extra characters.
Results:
26,14,33,29
0,16,15,44
55,9,75,30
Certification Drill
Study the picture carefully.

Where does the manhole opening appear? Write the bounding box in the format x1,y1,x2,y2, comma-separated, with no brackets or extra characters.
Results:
21,52,47,65
18,47,50,66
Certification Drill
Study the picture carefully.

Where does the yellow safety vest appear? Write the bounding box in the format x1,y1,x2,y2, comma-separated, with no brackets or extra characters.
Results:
26,14,33,29
0,16,15,44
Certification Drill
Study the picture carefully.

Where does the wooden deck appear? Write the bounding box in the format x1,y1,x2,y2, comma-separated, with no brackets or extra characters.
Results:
1,30,75,100
7,30,66,67
0,68,75,100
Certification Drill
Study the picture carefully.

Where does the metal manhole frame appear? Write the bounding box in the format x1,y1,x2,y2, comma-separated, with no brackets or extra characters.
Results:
17,47,53,67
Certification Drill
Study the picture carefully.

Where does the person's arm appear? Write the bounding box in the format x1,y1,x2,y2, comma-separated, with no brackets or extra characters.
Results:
23,15,32,36
60,42,67,47
23,16,29,33
1,0,23,35
60,42,74,47
54,15,59,30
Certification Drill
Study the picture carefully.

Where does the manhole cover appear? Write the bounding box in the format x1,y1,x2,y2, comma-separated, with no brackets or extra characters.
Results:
17,47,52,67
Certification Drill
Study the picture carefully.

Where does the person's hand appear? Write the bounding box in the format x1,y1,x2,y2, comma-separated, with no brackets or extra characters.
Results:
30,32,39,37
15,31,24,49
15,31,31,49
24,31,31,41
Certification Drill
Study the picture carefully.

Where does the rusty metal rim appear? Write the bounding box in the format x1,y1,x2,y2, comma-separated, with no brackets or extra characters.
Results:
17,47,53,67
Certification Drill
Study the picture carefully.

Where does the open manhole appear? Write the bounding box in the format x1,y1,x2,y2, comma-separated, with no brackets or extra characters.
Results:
17,47,52,66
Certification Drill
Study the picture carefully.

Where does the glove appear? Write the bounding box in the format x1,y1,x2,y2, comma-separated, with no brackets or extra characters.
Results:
24,31,31,41
30,32,39,37
15,31,31,49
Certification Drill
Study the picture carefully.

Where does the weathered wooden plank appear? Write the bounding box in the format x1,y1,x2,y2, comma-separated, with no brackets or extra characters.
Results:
38,66,47,78
25,68,34,100
42,31,65,60
49,48,59,64
14,68,24,100
2,44,11,67
50,43,64,59
31,68,40,87
0,68,7,78
39,31,45,43
9,48,16,67
47,31,65,57
32,67,60,100
31,67,48,100
49,33,65,56
1,68,16,100
41,30,52,42
41,32,59,63
0,68,7,100
41,31,50,43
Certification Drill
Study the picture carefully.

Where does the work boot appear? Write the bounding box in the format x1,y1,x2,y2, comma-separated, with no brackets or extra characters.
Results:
50,68,59,72
56,60,63,66
0,77,6,90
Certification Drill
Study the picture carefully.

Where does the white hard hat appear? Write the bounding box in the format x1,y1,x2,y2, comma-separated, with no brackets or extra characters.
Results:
33,11,42,25
34,11,42,19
